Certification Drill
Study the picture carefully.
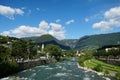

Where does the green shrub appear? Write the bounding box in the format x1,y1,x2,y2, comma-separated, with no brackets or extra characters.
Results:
115,72,120,80
104,70,109,76
93,64,103,72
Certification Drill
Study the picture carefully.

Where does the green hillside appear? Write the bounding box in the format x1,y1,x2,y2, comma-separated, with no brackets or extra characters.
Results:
22,34,71,50
75,32,120,50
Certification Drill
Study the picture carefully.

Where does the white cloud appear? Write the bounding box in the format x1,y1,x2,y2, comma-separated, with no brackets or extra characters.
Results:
49,30,65,39
65,19,75,25
1,20,65,39
56,19,61,23
15,8,24,15
92,6,120,31
85,12,103,23
11,25,47,37
104,7,120,19
1,31,10,36
36,8,40,11
85,18,89,22
21,7,26,10
49,23,65,39
39,20,49,29
50,23,64,31
0,5,24,20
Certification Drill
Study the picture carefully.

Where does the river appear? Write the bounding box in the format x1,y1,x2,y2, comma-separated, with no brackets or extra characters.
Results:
1,58,113,80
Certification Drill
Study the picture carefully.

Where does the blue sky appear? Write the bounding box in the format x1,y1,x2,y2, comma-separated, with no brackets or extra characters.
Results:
0,0,120,39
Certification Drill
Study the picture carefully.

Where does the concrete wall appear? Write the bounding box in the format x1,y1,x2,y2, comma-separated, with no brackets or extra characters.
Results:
97,58,120,66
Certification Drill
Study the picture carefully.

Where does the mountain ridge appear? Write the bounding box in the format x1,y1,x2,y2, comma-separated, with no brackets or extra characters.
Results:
22,32,120,50
75,32,120,50
22,34,71,50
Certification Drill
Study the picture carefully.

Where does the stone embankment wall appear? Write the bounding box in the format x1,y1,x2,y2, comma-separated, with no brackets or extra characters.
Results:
97,58,120,66
18,58,55,71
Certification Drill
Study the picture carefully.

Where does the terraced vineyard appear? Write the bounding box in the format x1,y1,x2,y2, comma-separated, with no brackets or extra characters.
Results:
84,59,120,75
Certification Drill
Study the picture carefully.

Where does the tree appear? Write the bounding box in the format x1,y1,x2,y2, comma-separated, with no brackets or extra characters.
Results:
64,50,76,57
29,45,37,58
45,44,62,61
0,45,11,62
12,40,28,59
0,45,18,78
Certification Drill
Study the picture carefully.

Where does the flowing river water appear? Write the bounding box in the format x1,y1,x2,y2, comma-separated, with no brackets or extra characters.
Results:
1,58,113,80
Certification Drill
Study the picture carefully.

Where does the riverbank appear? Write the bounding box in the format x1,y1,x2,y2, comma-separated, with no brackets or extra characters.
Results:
0,57,56,79
77,63,111,80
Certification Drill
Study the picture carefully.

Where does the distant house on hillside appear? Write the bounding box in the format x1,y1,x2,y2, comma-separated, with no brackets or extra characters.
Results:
97,45,120,52
76,50,84,56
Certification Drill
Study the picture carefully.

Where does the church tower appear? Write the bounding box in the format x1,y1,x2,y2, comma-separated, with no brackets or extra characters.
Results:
41,44,44,52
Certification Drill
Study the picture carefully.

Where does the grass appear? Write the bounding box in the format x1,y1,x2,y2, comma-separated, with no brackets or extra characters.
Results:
84,60,97,68
84,59,120,73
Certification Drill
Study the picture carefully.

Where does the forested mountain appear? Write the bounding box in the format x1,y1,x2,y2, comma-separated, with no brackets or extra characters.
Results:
61,39,78,49
22,34,71,50
75,32,120,50
22,32,120,50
